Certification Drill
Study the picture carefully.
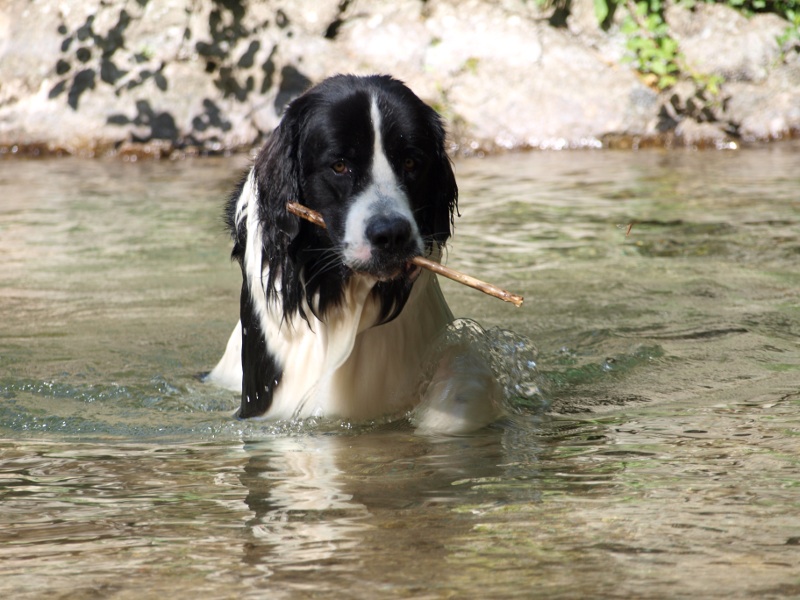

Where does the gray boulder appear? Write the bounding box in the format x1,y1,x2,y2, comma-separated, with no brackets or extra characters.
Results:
0,0,797,155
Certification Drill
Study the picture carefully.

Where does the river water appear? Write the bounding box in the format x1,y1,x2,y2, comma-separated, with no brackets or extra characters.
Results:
1,144,799,599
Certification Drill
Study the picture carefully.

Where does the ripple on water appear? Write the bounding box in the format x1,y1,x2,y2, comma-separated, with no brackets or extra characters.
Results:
1,321,668,440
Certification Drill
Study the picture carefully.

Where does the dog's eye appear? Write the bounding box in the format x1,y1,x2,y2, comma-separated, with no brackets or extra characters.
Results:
332,160,348,175
403,158,416,173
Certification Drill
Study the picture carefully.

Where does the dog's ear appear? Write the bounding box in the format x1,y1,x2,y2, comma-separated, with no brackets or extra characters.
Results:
250,93,319,315
253,105,305,252
432,148,458,245
425,108,459,246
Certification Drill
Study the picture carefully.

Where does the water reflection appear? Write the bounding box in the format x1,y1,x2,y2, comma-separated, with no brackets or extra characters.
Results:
1,397,796,597
236,430,525,582
230,417,641,594
241,435,373,576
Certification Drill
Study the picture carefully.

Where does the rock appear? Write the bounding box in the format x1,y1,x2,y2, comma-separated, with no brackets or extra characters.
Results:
675,120,733,149
341,0,659,152
0,0,344,154
567,0,629,65
666,3,788,83
0,0,797,155
441,23,659,151
725,60,800,141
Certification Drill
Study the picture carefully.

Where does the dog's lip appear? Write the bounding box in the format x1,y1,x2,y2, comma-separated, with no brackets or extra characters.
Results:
378,261,422,282
353,260,422,283
405,261,423,282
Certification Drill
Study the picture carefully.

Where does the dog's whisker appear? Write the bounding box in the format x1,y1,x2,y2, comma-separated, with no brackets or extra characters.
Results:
302,249,346,289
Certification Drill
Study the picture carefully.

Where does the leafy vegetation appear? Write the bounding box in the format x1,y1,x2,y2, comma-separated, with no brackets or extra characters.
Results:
618,0,684,90
612,0,796,90
539,0,800,91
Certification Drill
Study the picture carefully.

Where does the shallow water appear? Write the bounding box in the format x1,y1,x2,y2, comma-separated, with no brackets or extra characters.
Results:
1,144,799,599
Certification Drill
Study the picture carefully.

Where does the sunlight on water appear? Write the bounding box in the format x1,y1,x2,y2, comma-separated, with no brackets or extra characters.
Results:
1,144,800,599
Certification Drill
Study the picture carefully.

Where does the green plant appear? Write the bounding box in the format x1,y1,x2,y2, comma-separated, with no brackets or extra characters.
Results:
620,0,681,89
546,0,798,89
593,0,726,92
776,7,800,56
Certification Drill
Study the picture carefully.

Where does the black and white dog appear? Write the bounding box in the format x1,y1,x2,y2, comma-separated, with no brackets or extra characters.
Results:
207,75,500,434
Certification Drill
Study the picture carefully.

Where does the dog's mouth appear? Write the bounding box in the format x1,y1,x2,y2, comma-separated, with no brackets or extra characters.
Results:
352,259,422,283
378,260,423,282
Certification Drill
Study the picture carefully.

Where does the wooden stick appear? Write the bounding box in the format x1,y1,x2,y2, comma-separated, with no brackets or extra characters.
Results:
287,202,524,307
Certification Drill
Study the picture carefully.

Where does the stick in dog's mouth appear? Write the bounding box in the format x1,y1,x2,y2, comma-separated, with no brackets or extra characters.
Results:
287,202,524,307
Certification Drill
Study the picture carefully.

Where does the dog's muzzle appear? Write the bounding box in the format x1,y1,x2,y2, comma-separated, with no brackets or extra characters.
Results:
348,213,422,281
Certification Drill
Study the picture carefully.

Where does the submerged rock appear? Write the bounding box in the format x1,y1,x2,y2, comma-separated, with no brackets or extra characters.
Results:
0,0,797,157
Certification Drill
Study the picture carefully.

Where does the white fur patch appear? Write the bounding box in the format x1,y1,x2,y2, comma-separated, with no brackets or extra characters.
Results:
206,169,258,391
206,320,243,391
342,97,422,267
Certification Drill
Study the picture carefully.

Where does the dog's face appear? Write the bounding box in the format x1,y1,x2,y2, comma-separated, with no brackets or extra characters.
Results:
241,75,457,321
300,92,427,281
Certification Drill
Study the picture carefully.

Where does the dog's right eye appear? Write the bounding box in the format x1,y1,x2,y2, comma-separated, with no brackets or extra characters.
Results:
331,160,348,175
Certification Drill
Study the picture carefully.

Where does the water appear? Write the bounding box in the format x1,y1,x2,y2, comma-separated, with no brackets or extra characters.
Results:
1,144,799,598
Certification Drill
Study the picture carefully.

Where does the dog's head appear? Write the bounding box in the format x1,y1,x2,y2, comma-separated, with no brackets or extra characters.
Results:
236,74,458,323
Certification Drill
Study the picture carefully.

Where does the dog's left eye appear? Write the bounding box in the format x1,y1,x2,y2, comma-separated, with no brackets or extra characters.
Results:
403,158,416,173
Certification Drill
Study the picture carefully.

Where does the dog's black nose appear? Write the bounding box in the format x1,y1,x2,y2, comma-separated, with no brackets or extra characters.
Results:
366,214,413,253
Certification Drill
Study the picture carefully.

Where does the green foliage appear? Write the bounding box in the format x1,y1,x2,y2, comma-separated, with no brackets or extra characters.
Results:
595,0,611,22
693,0,799,16
776,7,800,54
619,0,681,89
589,0,799,91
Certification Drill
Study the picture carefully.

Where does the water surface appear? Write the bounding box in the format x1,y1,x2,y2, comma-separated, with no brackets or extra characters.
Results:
1,145,799,598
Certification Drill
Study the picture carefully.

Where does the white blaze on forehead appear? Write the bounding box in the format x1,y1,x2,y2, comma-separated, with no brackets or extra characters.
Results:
368,98,398,196
342,95,422,265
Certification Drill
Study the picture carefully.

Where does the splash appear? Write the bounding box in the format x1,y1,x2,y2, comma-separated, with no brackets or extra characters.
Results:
419,319,547,418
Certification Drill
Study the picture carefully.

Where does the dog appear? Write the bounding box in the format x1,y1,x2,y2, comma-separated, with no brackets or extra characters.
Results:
207,74,500,434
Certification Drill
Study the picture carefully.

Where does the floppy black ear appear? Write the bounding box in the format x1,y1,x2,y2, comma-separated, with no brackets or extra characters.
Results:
234,97,313,419
253,109,303,262
432,149,458,245
250,94,320,312
426,108,459,246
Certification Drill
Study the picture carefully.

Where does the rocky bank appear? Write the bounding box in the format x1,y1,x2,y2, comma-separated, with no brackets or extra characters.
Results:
0,0,798,157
